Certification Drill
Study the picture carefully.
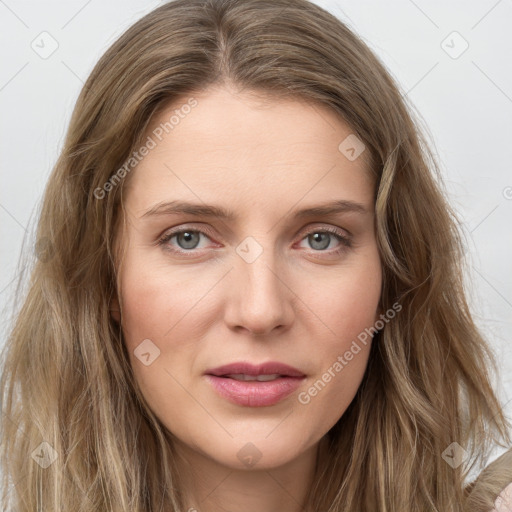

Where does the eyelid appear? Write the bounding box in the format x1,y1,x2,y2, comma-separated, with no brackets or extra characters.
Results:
156,224,219,253
159,221,350,239
164,223,216,239
300,222,352,239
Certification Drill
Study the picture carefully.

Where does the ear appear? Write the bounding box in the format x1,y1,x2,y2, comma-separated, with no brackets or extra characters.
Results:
110,294,121,323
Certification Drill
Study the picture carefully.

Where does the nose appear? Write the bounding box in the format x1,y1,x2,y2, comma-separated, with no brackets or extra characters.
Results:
224,247,295,336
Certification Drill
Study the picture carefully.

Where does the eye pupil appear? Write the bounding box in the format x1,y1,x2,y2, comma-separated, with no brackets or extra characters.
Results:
309,232,330,250
177,231,200,249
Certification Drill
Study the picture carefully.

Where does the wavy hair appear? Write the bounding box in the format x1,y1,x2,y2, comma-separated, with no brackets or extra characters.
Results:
1,0,510,510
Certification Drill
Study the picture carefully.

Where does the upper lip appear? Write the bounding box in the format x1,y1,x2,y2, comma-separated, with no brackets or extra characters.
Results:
205,361,306,378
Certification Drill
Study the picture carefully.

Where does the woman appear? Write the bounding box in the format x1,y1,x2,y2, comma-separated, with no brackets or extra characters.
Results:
1,0,510,510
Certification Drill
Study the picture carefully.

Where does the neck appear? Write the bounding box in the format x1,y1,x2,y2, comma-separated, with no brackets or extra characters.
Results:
173,436,329,512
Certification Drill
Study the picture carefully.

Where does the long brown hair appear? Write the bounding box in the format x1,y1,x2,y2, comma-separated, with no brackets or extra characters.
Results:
1,0,510,510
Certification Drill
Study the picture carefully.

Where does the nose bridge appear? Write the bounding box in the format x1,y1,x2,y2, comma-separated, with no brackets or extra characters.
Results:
227,235,292,334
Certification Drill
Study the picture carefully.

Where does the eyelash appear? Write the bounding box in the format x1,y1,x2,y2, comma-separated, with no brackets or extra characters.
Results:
157,225,352,258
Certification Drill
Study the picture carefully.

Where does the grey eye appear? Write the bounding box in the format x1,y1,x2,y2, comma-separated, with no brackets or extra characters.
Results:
175,231,202,250
307,232,331,251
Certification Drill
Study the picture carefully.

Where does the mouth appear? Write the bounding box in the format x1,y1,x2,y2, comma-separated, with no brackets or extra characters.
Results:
204,361,306,407
218,373,288,382
205,361,306,378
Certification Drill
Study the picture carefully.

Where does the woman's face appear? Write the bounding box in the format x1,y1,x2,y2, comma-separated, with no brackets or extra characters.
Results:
114,85,382,470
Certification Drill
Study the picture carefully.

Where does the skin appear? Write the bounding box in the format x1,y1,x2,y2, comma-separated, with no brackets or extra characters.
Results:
112,84,382,512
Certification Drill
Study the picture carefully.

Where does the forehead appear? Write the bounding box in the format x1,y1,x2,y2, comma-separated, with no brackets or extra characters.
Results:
124,86,375,216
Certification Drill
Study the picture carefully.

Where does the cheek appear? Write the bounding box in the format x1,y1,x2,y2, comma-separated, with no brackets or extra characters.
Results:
119,277,165,351
118,257,209,348
118,264,202,419
296,252,381,427
117,252,227,405
307,249,382,345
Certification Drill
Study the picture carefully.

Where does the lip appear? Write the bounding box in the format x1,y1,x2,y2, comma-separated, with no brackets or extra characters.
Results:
205,361,306,378
204,361,306,407
205,375,305,407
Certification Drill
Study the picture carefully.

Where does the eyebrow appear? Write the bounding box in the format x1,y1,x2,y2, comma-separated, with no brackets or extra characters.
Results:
140,199,369,220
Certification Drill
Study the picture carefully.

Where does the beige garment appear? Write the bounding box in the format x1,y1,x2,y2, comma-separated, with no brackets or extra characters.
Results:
491,482,512,512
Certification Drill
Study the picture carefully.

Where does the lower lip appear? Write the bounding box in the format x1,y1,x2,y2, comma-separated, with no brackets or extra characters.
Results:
205,375,305,407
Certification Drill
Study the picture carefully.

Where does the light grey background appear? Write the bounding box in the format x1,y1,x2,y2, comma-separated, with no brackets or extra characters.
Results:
1,0,511,468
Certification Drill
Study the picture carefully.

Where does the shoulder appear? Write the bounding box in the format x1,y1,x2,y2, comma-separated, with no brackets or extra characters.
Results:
465,448,512,512
490,481,512,512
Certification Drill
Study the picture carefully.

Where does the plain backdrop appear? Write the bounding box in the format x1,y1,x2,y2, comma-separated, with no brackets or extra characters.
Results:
1,0,511,469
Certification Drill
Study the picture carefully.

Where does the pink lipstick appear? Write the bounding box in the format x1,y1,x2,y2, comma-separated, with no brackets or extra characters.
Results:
204,361,306,407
